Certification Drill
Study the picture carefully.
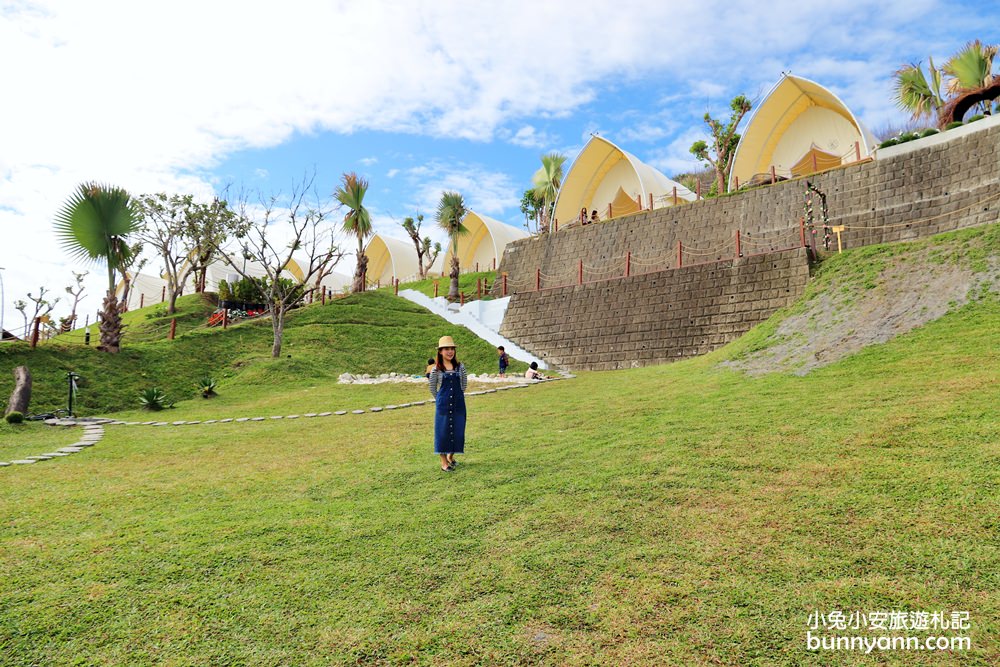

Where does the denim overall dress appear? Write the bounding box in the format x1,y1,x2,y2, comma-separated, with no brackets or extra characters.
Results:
434,369,466,454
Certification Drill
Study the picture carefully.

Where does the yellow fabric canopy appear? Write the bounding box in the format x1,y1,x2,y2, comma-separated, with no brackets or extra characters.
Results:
790,146,843,177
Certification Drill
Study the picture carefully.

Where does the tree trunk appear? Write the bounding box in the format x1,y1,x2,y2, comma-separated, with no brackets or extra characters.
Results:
6,366,32,416
352,251,368,293
448,256,460,300
98,292,123,353
168,289,179,315
271,305,284,358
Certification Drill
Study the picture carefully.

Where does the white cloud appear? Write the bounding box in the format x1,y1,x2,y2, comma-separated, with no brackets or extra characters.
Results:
359,157,379,166
386,169,400,178
505,125,559,149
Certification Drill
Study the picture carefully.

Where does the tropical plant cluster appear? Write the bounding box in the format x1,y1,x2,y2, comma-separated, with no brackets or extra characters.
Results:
894,39,999,126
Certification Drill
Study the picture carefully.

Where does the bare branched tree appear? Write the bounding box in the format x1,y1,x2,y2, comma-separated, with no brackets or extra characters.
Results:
209,173,343,358
62,271,88,331
400,214,442,279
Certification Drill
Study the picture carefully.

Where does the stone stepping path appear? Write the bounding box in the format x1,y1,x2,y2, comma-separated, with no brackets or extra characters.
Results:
20,376,574,433
0,421,107,469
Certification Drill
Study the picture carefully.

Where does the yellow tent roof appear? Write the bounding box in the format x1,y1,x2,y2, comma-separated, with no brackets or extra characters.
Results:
728,74,878,189
365,234,446,285
553,135,695,226
442,210,529,272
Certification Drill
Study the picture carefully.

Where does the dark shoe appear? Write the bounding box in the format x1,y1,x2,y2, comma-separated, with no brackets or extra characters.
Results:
441,465,453,472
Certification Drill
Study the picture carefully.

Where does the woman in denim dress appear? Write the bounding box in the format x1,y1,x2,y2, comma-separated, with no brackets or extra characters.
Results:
428,335,468,472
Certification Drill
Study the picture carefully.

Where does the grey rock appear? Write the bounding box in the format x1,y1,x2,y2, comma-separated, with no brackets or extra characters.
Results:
11,459,36,465
219,418,233,423
203,419,218,424
304,413,317,417
235,417,250,422
26,455,53,461
370,407,383,412
251,417,265,422
286,415,300,419
318,412,332,417
43,452,71,457
0,462,10,466
352,410,365,414
335,411,347,415
172,421,187,426
270,416,284,420
58,447,83,453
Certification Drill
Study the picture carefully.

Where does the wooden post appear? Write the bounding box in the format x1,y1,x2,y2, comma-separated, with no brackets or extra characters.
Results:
607,203,613,219
800,217,807,247
735,230,742,258
554,219,558,232
648,192,654,210
223,309,229,329
673,186,678,206
322,288,326,305
855,141,861,162
735,175,739,190
477,277,482,299
434,281,439,298
770,165,776,184
169,318,177,340
492,257,496,270
475,262,479,272
139,293,144,309
502,273,508,297
535,268,540,291
625,251,631,277
460,292,465,306
30,318,40,349
161,286,166,302
677,240,683,268
394,278,399,295
636,194,642,210
578,259,583,285
696,179,701,200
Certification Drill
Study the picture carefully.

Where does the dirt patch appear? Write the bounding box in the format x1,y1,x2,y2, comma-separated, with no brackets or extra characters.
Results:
722,244,999,376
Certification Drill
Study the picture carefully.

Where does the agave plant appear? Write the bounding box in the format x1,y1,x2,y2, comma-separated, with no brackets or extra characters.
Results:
198,376,218,398
139,387,168,411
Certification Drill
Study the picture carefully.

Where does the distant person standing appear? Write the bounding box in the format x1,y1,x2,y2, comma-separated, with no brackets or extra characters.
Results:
425,358,436,379
428,335,468,472
497,345,509,377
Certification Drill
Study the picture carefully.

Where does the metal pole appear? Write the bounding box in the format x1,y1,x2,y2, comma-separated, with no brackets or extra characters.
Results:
67,372,79,417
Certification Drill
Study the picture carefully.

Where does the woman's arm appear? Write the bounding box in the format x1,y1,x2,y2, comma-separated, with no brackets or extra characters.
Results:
428,368,439,397
459,364,468,391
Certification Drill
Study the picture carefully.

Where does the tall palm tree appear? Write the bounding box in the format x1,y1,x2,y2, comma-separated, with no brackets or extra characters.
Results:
893,58,945,122
531,152,566,233
436,191,468,300
53,183,139,353
334,172,372,292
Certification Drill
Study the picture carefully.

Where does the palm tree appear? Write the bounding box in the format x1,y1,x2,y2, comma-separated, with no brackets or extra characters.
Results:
435,191,468,300
53,183,139,353
943,40,997,96
531,152,566,233
893,58,945,122
334,172,372,292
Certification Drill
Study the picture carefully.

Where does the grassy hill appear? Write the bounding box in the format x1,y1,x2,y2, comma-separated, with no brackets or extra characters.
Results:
0,290,526,416
1,228,998,665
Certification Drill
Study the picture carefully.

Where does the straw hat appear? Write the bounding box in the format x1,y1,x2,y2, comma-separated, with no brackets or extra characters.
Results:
437,335,456,349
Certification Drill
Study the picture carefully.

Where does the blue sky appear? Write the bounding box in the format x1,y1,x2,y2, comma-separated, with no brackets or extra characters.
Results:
1,0,998,331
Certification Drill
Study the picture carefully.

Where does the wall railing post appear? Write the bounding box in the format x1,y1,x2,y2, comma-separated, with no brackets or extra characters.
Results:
502,273,508,297
578,259,583,285
855,141,861,162
677,240,683,268
735,230,742,258
625,251,631,277
771,165,776,184
535,268,540,291
673,186,678,206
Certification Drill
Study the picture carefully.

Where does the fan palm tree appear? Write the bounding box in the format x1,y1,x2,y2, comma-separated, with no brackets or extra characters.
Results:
893,58,945,122
531,152,566,233
53,183,139,353
334,172,372,292
435,191,468,300
942,39,998,116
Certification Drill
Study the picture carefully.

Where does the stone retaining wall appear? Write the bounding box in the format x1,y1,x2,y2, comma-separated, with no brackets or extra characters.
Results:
499,248,810,370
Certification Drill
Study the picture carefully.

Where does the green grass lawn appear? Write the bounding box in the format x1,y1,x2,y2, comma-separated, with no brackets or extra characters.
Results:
1,230,997,665
397,271,500,300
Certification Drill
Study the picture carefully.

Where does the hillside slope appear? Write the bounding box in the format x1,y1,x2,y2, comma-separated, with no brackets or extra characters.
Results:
722,222,1000,375
0,291,524,415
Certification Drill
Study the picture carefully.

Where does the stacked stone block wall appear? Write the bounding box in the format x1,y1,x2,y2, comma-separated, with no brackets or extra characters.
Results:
500,248,810,370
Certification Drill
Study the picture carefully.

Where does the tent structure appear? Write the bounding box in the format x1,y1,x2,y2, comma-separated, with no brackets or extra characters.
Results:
441,211,529,273
365,234,445,286
728,74,879,189
552,135,696,227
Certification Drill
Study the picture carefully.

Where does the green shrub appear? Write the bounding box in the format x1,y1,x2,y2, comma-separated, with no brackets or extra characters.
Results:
967,114,985,122
5,411,24,424
898,132,919,143
198,377,218,398
945,121,964,130
145,306,169,320
919,128,940,137
139,388,169,411
878,138,899,149
217,280,231,301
